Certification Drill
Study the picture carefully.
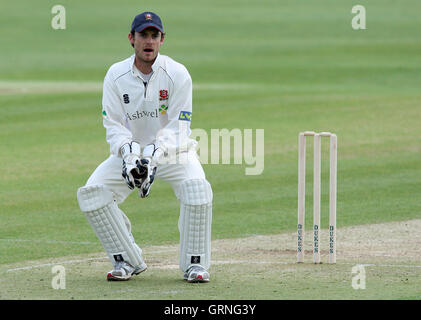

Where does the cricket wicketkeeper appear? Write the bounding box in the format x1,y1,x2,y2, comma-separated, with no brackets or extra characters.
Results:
76,11,213,282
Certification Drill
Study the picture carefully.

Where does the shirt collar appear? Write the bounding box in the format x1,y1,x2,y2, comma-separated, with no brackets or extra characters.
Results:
131,53,161,77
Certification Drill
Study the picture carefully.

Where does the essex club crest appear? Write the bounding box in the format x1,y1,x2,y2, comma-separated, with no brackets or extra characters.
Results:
159,90,169,101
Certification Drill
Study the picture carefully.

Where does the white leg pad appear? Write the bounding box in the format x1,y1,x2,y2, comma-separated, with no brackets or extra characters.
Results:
178,179,213,272
77,184,144,267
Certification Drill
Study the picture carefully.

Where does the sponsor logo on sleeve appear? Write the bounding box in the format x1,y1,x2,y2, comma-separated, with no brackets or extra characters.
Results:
179,111,192,121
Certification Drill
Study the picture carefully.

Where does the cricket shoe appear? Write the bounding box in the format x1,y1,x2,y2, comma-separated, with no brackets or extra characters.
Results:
184,265,210,283
107,261,147,281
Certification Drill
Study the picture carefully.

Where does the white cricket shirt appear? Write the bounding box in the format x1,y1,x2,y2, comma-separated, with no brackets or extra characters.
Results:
101,53,195,157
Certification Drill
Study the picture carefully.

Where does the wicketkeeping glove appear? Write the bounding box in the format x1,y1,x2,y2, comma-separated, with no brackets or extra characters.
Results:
122,159,148,189
136,143,163,198
120,141,143,190
137,158,157,198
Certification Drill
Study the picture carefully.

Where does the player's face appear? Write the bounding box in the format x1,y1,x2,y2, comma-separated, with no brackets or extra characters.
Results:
131,28,164,63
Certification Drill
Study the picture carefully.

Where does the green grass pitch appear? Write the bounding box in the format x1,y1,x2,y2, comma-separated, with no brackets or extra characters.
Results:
0,0,420,300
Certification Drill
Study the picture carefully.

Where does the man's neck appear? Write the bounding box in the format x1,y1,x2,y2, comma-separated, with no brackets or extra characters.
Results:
134,56,154,74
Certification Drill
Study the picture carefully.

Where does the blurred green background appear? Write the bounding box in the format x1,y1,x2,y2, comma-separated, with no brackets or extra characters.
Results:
0,0,420,267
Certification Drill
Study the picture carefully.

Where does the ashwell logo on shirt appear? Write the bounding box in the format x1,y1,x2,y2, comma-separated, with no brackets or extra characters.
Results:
126,109,159,120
